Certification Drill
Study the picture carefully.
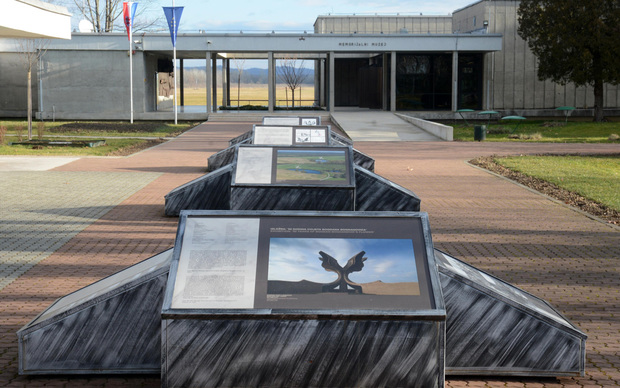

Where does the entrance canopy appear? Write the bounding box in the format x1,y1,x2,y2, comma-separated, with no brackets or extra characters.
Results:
51,32,501,59
35,32,502,119
1,0,71,40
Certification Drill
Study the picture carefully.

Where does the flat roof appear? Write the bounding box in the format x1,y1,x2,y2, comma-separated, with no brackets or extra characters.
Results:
34,32,502,59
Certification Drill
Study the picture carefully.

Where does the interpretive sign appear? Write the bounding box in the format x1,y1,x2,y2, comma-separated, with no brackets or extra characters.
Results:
165,211,438,312
253,126,293,145
262,116,321,126
161,211,445,388
294,127,328,144
170,217,260,309
252,125,330,146
233,146,353,187
230,146,355,210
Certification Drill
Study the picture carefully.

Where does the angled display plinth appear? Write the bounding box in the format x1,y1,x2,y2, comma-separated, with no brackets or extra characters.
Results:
18,249,174,375
351,146,375,171
169,145,415,215
354,165,421,211
230,145,356,211
162,210,446,388
164,165,233,216
435,249,587,377
330,130,354,146
228,130,253,147
207,144,239,172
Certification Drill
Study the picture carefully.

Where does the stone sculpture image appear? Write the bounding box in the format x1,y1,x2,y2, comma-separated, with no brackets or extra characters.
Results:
318,250,367,293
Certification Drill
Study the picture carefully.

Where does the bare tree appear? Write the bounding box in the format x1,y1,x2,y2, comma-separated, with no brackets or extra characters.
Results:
68,0,162,33
231,58,246,107
16,39,49,140
183,68,206,89
277,56,309,108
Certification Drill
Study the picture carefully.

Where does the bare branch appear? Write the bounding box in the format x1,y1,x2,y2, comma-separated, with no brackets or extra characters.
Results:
277,56,309,108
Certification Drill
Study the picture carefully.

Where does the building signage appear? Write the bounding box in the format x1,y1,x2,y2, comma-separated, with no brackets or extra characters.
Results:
338,41,387,47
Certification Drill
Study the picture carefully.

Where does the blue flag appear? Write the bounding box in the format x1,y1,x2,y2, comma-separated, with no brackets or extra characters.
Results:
163,7,184,47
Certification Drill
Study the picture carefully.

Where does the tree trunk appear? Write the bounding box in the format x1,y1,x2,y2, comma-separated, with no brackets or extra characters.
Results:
291,88,295,108
593,77,604,122
237,73,241,108
27,69,32,140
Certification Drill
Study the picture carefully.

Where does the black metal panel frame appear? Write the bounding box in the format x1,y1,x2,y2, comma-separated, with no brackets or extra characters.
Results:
162,210,445,319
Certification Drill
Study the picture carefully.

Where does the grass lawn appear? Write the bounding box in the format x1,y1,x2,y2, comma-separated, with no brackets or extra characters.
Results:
452,119,620,143
0,138,162,156
180,84,316,107
495,154,620,211
0,121,198,156
0,120,195,138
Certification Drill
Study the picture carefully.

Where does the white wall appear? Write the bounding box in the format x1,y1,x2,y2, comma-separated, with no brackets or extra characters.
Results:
0,0,71,40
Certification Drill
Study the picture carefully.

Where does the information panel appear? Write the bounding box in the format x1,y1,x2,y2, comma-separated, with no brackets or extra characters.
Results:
165,212,438,313
253,126,294,145
233,146,353,187
253,125,329,146
294,127,327,144
262,116,320,126
172,218,260,309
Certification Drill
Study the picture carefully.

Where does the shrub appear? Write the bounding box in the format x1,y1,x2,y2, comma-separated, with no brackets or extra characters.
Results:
218,105,268,111
542,121,565,127
510,133,543,140
609,134,619,141
36,121,45,140
519,133,543,140
15,125,24,142
487,126,511,134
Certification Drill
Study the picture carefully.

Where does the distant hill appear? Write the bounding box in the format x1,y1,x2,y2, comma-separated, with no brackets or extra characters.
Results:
181,66,314,86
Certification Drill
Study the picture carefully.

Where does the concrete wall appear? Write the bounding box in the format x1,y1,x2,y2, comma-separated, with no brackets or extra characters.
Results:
453,0,620,112
314,15,453,34
38,50,148,120
0,35,165,120
0,52,36,117
395,113,453,141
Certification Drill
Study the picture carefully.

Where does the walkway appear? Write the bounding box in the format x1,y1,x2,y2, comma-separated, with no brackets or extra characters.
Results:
331,110,443,141
0,121,618,387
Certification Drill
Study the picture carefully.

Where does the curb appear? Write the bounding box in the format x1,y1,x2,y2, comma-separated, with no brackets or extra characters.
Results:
466,160,620,231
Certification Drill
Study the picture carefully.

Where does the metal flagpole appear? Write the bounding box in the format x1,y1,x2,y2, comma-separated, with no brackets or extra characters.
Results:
129,24,134,123
173,0,177,125
164,4,183,124
124,2,136,124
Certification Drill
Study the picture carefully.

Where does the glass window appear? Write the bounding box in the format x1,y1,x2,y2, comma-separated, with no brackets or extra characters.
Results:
458,54,483,110
396,53,452,110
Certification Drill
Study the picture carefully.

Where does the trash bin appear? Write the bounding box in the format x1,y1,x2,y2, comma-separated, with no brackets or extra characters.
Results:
474,125,486,141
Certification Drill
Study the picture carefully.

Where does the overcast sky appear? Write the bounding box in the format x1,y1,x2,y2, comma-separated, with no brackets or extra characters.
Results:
150,0,477,33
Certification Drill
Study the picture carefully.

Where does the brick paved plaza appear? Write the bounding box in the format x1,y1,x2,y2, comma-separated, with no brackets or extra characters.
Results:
0,121,618,387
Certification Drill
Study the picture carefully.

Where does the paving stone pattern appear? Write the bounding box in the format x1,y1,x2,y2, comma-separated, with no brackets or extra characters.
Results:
0,171,161,291
0,122,618,387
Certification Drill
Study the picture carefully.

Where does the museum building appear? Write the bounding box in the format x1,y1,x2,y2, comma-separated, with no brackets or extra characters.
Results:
0,0,619,120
